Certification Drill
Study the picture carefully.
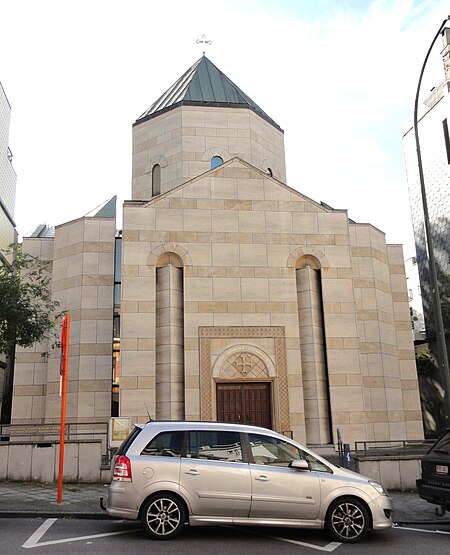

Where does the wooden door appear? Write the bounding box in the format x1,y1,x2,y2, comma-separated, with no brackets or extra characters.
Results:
217,383,272,429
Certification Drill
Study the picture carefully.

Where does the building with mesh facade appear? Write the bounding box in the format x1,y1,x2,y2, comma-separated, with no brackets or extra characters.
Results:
403,30,450,334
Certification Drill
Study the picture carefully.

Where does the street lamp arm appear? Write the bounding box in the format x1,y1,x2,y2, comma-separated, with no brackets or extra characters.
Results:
413,18,449,125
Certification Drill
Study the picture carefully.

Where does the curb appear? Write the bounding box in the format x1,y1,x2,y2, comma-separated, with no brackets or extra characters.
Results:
394,520,450,527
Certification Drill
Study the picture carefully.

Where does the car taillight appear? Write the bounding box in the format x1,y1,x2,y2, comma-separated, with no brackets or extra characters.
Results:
112,455,132,481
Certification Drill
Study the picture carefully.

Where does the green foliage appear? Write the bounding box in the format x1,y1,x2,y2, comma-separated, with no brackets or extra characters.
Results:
416,348,437,376
0,244,64,354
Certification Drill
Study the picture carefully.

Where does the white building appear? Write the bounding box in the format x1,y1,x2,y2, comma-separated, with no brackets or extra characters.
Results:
0,80,17,420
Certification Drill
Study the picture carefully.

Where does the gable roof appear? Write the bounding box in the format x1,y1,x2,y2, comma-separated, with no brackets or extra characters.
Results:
136,156,330,215
135,56,282,131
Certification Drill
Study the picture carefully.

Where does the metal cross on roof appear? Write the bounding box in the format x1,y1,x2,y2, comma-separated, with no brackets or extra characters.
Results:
196,34,212,56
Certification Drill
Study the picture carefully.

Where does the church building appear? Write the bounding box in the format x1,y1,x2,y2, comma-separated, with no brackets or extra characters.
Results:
12,56,423,446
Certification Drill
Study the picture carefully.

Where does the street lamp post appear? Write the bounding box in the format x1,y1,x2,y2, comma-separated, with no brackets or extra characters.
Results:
413,15,450,426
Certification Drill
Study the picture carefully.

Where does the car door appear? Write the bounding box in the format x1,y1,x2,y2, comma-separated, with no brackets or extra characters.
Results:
179,429,251,517
247,433,321,520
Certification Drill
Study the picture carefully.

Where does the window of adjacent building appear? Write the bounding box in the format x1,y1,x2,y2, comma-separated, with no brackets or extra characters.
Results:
211,156,223,169
141,431,184,457
187,430,242,462
152,164,161,196
112,234,122,417
443,119,450,164
114,236,122,308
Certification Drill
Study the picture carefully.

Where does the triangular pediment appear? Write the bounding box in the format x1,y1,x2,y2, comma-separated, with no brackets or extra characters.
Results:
141,157,332,215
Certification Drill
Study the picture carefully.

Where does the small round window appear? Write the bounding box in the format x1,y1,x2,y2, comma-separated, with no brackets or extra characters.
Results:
211,156,223,169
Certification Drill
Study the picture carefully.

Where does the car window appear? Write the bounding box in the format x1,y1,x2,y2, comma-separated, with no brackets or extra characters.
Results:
186,431,243,462
248,433,302,466
248,433,332,472
300,451,332,473
115,426,142,456
141,431,184,457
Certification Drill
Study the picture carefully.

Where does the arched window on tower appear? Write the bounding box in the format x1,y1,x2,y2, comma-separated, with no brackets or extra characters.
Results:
152,164,161,196
211,156,223,169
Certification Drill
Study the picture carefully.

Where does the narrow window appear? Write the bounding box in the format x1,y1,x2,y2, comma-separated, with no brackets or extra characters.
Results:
152,164,161,196
211,156,223,169
443,119,450,164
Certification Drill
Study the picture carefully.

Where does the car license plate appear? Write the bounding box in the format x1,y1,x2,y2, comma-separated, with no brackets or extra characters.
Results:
436,465,448,474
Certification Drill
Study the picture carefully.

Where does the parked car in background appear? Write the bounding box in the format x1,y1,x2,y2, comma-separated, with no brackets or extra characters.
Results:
106,421,393,543
417,427,450,515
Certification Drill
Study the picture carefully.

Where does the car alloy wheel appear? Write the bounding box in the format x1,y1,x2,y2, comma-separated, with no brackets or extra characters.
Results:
141,493,185,540
325,497,369,543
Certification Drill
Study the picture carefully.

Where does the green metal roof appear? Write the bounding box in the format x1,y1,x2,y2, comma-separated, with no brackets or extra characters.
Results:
136,56,282,131
94,195,116,218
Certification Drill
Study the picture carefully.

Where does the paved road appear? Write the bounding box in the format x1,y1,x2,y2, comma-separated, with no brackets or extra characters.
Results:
1,518,449,554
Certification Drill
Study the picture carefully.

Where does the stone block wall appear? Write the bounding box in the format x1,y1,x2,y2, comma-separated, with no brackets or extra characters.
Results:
12,215,116,424
132,105,286,200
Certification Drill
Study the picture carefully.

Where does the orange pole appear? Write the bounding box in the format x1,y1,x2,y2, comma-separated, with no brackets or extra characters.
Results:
57,313,70,504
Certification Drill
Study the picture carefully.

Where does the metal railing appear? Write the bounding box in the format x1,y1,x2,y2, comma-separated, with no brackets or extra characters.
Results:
0,421,110,460
353,438,434,458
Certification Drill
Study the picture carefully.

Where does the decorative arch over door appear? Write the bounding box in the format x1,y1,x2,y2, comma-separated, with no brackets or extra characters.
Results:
199,326,290,434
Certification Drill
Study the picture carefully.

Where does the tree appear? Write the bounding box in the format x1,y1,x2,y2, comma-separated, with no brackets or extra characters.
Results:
0,244,63,352
0,244,64,423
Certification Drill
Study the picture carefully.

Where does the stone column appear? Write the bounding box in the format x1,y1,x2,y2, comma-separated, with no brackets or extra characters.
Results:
156,264,184,419
296,266,331,445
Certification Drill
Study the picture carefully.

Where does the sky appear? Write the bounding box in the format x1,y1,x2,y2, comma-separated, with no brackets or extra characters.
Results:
1,0,449,258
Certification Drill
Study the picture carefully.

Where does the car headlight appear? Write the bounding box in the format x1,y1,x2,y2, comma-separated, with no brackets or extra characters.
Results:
368,480,389,496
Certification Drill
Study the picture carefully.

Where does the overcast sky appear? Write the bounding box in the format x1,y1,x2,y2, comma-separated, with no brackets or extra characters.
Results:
1,0,449,258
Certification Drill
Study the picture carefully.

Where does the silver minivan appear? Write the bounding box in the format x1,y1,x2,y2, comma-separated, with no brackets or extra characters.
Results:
106,421,393,543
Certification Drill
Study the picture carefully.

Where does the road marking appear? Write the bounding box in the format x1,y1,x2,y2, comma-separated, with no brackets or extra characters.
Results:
267,535,341,551
22,519,58,548
229,526,341,552
22,518,138,549
394,525,450,536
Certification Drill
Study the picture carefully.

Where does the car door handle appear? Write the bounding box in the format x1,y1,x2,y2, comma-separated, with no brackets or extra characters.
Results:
255,475,269,481
185,469,199,476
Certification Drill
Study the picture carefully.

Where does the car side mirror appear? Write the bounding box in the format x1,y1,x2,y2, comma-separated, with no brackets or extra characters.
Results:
290,459,310,471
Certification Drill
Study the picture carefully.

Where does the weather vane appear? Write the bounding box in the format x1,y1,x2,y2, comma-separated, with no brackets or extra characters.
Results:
196,34,212,56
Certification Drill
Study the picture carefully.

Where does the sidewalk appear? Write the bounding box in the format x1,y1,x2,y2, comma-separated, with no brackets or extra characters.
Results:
0,482,109,518
0,482,449,524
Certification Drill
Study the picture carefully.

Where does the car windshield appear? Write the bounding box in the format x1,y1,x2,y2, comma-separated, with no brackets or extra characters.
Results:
431,430,450,455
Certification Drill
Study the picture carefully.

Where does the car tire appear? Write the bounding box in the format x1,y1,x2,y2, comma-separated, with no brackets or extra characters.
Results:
141,493,186,540
325,497,370,543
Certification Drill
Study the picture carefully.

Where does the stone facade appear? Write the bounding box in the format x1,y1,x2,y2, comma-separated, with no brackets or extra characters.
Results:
120,155,422,444
12,216,116,424
11,56,423,447
132,105,286,200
